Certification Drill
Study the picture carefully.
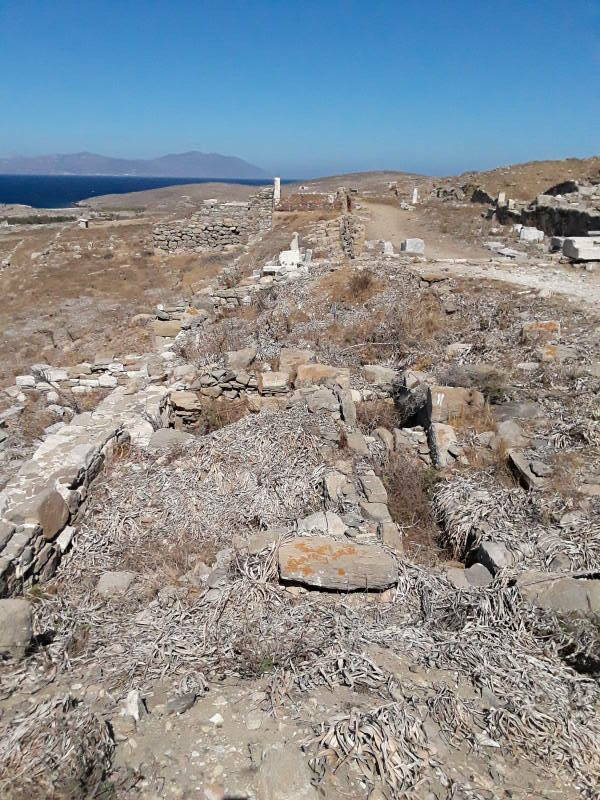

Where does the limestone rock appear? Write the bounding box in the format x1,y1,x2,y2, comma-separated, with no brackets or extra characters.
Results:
508,450,546,490
428,385,485,424
257,746,318,800
362,364,396,386
307,387,339,414
297,511,347,537
10,489,69,542
278,348,315,378
258,371,290,395
401,238,425,254
380,521,403,554
345,430,369,456
225,347,257,371
428,422,458,467
170,390,202,412
521,320,560,343
152,320,183,337
97,571,137,599
517,571,600,615
147,428,194,451
0,599,32,660
295,363,350,389
278,536,397,591
358,473,388,504
471,541,513,574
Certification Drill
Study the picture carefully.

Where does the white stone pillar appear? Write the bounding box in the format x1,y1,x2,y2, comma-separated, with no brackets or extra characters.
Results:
412,187,419,204
273,176,281,205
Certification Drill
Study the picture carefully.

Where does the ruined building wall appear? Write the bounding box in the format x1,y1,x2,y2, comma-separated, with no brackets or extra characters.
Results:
153,186,274,252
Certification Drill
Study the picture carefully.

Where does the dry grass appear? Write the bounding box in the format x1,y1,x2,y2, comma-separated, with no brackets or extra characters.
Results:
190,397,250,435
319,267,383,305
356,400,400,435
447,402,495,434
376,452,442,564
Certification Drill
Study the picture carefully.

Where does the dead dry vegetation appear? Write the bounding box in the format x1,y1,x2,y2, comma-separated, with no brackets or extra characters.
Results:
3,174,600,800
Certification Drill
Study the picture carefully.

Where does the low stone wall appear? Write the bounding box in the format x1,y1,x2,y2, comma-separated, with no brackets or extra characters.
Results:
497,193,600,237
0,383,166,597
153,186,274,252
277,192,343,212
308,213,365,258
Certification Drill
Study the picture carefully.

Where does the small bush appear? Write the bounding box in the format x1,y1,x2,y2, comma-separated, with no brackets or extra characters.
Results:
194,397,249,435
377,453,442,564
356,400,399,435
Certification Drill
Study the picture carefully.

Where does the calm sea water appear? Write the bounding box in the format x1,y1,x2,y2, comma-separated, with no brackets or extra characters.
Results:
0,175,274,209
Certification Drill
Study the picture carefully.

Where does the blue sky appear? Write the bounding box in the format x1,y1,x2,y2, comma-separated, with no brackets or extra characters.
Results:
0,0,598,177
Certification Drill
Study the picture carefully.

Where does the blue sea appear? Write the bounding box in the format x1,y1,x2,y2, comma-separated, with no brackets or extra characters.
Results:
0,175,274,209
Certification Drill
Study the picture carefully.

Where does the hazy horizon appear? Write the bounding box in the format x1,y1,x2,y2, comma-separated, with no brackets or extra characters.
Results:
1,0,598,177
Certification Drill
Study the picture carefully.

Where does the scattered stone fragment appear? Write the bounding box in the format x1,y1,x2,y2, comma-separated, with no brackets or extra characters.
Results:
0,599,32,660
508,450,546,490
521,320,561,343
166,692,197,715
278,536,397,591
225,347,257,371
471,541,513,574
147,428,194,451
517,571,600,615
96,570,137,599
257,746,318,800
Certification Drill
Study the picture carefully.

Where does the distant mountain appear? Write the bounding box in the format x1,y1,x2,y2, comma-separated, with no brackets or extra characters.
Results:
0,151,268,179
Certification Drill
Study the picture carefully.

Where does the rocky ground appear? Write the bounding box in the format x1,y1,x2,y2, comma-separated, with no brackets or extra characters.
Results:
1,163,600,800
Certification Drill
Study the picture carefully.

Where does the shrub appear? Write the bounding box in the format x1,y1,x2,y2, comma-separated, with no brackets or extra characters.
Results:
356,400,400,435
376,453,442,564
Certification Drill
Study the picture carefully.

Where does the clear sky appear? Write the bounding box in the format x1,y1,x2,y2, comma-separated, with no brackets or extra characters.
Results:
0,0,598,177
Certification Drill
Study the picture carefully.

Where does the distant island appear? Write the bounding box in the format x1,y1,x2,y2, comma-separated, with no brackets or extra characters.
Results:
0,150,268,179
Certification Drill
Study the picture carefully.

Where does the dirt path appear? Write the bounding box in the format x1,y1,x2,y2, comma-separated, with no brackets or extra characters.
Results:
364,200,600,308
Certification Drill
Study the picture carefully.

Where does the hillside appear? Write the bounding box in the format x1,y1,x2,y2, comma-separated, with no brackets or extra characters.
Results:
0,150,268,179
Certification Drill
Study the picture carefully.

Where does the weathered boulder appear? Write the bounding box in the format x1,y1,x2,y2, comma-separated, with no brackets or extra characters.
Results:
0,599,32,660
470,540,513,574
521,320,560,343
258,371,290,395
278,536,397,591
278,348,315,378
225,347,257,371
169,390,203,412
147,428,194,451
10,488,69,541
517,571,600,615
362,365,396,386
97,571,137,599
295,363,350,389
307,387,339,414
428,385,485,424
345,430,369,456
152,320,183,338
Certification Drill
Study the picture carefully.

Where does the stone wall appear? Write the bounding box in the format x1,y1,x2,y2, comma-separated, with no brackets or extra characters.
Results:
153,186,274,253
497,190,600,237
0,382,166,597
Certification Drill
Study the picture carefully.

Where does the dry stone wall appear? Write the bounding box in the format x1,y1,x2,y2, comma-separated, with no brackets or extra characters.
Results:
153,186,274,252
0,380,167,597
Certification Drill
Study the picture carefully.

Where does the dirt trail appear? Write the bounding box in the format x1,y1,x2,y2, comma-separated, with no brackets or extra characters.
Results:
364,201,600,308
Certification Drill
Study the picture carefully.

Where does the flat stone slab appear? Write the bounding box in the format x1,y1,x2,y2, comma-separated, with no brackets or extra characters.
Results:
278,535,397,591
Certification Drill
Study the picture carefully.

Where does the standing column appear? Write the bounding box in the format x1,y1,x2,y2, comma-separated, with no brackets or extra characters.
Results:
273,176,281,206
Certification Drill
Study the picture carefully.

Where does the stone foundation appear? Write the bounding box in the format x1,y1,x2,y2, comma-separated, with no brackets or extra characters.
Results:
153,186,274,252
